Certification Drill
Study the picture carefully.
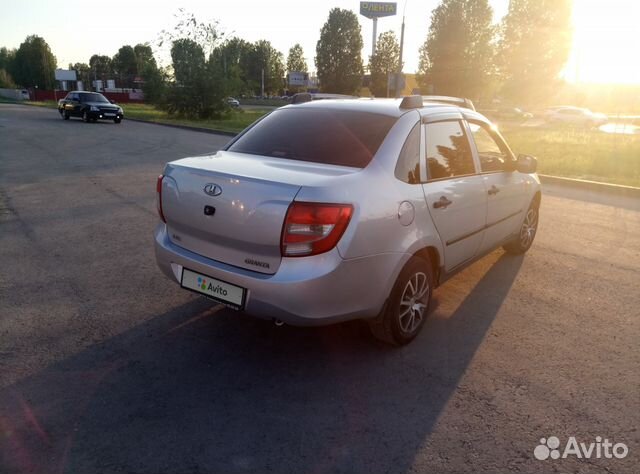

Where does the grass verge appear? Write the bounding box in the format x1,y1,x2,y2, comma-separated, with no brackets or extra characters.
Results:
501,126,640,187
122,103,266,133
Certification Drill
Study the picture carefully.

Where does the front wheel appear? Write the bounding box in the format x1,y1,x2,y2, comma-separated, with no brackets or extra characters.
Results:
114,117,122,124
368,256,434,346
503,201,539,254
82,110,90,123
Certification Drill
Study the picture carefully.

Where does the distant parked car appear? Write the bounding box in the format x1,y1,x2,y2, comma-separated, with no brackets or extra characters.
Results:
58,91,123,123
544,106,607,128
494,107,533,122
226,97,240,108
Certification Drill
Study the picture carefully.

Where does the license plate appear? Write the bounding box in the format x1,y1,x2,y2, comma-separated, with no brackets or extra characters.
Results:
181,268,246,309
104,113,115,117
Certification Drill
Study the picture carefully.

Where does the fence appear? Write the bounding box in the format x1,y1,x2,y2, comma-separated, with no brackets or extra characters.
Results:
29,89,144,103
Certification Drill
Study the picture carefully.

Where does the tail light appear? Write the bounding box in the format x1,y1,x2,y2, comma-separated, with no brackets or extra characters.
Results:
156,175,166,222
281,202,353,257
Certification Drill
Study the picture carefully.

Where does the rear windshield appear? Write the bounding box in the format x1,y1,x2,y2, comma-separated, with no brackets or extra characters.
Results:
227,108,396,168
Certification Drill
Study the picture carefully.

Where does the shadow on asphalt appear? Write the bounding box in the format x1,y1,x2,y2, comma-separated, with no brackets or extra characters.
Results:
0,254,524,474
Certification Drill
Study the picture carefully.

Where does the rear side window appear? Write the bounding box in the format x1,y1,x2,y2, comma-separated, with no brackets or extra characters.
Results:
227,108,396,168
425,121,475,180
395,123,421,184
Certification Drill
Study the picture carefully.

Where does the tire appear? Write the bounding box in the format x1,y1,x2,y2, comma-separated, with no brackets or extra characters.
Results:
368,256,434,346
503,200,539,255
82,110,90,123
63,111,70,120
114,117,121,124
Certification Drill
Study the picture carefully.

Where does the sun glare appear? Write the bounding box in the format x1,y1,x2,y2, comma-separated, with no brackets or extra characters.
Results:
565,0,640,84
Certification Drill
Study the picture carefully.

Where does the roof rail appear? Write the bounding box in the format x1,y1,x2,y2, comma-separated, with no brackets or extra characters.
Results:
422,95,476,111
399,95,423,109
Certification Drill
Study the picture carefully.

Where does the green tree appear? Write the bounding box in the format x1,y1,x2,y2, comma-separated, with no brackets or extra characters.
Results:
112,45,137,88
141,65,168,105
159,9,229,117
89,55,113,86
69,62,91,87
0,47,15,71
171,38,205,85
315,8,364,94
286,44,308,74
499,0,572,105
168,38,227,118
211,37,253,96
158,8,224,58
0,47,16,88
368,31,400,97
242,40,284,96
11,35,56,89
0,69,16,88
133,43,157,74
417,0,495,99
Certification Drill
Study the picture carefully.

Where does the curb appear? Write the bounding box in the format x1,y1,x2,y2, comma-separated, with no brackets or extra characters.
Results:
125,117,238,137
539,174,640,198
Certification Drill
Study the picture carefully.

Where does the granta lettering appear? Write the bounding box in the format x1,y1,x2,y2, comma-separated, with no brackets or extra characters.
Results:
245,258,270,269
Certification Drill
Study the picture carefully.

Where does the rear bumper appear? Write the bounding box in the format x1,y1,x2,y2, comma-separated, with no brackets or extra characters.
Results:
154,224,402,326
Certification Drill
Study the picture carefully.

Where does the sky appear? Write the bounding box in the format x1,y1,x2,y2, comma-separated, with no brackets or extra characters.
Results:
0,0,638,84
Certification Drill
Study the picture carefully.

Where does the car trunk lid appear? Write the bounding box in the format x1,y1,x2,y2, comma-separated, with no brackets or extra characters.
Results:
161,151,359,274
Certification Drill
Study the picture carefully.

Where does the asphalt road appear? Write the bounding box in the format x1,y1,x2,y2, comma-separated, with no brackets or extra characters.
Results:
0,104,638,474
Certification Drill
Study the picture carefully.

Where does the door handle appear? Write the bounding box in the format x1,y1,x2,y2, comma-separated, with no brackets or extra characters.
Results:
488,185,500,196
433,196,453,209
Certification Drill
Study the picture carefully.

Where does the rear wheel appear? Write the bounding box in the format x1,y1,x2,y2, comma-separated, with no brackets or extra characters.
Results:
369,256,433,346
503,200,539,254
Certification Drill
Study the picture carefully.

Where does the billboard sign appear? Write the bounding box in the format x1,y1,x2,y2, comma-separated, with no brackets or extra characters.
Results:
55,69,77,81
360,2,397,18
288,71,308,87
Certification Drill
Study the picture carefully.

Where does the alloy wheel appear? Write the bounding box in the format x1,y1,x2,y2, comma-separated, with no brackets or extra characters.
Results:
520,208,538,248
398,272,429,334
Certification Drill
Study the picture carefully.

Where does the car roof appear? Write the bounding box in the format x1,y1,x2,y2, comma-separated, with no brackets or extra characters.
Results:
282,97,484,120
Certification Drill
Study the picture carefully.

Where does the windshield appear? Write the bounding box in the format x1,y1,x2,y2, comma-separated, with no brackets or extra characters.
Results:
79,92,110,103
227,108,396,168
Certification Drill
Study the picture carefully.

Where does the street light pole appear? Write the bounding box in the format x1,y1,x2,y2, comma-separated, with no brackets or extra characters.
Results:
371,17,378,57
395,0,408,97
395,16,405,97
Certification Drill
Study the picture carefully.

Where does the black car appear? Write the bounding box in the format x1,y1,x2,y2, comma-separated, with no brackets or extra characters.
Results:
58,91,124,123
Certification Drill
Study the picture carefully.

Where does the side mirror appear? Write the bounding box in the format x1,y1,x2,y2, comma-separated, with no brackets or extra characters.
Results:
516,154,538,174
